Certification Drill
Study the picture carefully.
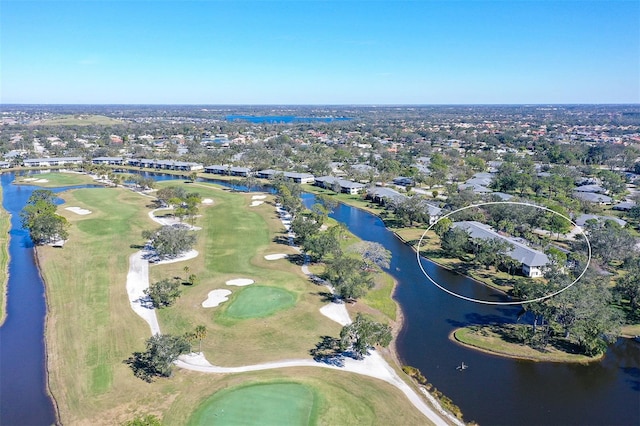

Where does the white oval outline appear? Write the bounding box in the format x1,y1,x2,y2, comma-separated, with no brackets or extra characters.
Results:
416,201,592,305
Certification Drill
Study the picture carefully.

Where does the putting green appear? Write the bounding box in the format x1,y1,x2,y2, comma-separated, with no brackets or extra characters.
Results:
223,285,296,319
188,382,316,426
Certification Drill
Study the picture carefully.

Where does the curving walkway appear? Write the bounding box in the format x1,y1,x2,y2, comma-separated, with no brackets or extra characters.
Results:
125,202,455,426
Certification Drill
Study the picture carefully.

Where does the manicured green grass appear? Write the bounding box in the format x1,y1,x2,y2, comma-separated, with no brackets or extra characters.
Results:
187,382,316,426
14,171,97,188
221,286,296,320
0,187,9,325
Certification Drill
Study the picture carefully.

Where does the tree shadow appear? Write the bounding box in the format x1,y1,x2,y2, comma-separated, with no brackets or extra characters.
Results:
309,336,345,367
314,291,336,303
287,253,306,266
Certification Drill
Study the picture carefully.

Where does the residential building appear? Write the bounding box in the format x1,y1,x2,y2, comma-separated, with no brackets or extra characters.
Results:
453,221,549,278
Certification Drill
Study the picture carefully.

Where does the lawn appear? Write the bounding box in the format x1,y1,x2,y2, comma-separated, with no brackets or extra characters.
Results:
0,187,9,325
35,114,123,126
187,382,316,425
39,180,430,424
220,285,296,320
13,171,98,187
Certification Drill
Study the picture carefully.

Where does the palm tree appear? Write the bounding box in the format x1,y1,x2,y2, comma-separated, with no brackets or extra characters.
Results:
194,325,207,353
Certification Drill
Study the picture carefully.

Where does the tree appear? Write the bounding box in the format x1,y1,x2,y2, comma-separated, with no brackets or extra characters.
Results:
193,325,207,353
143,225,197,259
144,278,181,308
348,241,391,270
325,256,374,301
432,217,452,237
125,334,191,382
20,189,70,245
471,237,513,270
616,262,640,314
339,313,392,359
290,215,322,246
441,227,470,259
304,227,342,261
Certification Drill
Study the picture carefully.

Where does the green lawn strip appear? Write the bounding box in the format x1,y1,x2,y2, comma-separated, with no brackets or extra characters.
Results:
14,171,98,187
0,187,9,325
361,272,397,321
452,325,602,363
41,187,156,422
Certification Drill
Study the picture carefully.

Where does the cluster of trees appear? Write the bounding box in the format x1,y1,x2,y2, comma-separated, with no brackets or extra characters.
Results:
20,189,69,245
155,186,202,225
125,326,206,382
142,225,197,259
289,200,391,301
514,269,622,356
311,313,392,361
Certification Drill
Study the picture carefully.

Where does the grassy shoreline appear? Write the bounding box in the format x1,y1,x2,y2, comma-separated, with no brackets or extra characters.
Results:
0,186,10,326
451,326,604,363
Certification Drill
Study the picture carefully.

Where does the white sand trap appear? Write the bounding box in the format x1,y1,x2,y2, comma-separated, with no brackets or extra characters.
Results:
202,289,232,308
251,195,267,200
225,278,254,286
202,198,213,204
320,302,352,326
35,179,49,183
65,206,92,215
264,253,288,260
23,177,37,181
250,200,264,207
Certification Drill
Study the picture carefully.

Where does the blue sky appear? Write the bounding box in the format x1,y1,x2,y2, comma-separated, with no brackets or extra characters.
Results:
1,0,638,104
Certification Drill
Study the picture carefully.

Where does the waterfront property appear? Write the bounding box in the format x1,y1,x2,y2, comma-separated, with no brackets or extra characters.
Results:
91,157,124,165
23,157,83,167
453,221,549,278
366,187,442,224
256,169,315,184
314,176,366,194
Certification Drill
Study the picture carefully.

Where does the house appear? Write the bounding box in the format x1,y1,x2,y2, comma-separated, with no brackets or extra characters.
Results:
0,161,11,169
314,176,366,194
573,191,613,204
92,157,124,165
574,184,607,193
453,221,550,278
393,176,414,186
23,157,83,167
204,165,229,175
255,170,315,184
575,214,627,228
612,201,636,211
229,166,251,177
366,186,407,205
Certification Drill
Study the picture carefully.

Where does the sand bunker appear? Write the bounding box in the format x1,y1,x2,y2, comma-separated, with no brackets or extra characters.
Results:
22,177,37,182
225,278,255,286
264,253,288,260
65,206,92,215
34,179,49,183
320,302,352,326
202,289,232,308
250,201,264,207
202,198,213,204
251,195,267,200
